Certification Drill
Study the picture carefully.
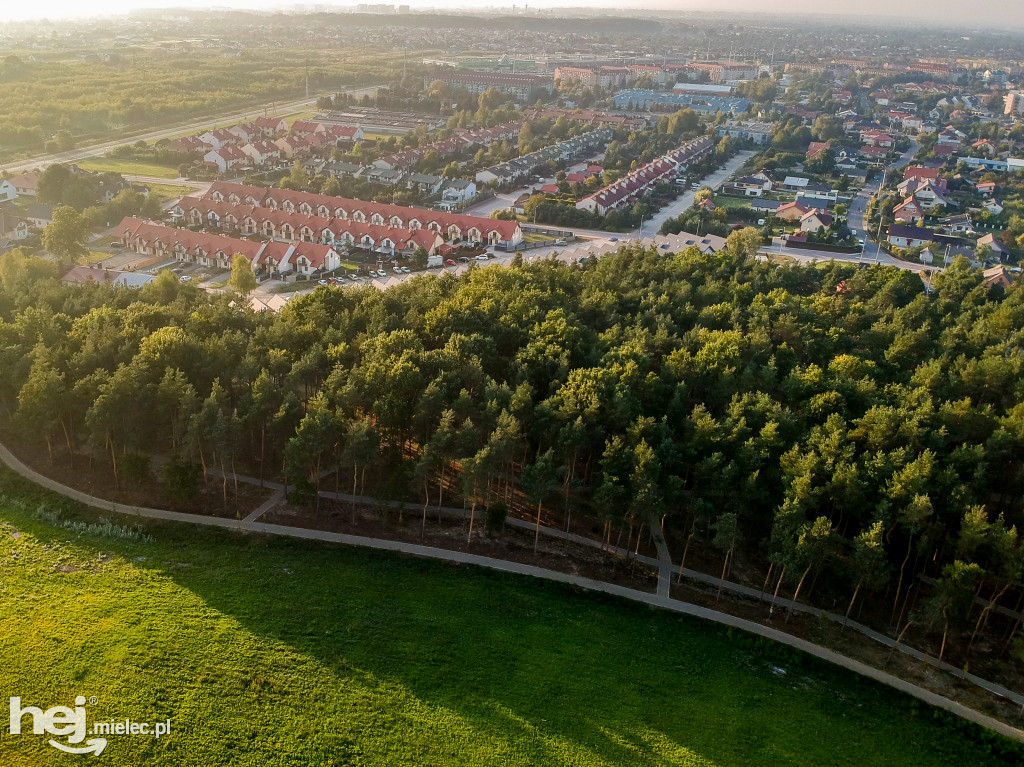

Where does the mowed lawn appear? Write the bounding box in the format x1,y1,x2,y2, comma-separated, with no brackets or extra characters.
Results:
0,485,1017,767
75,157,181,179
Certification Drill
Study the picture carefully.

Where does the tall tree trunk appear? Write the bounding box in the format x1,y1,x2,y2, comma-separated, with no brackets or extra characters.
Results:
844,580,863,629
314,456,321,513
259,422,266,489
769,566,786,618
422,478,430,540
45,435,52,464
717,549,731,600
938,614,949,664
108,435,120,489
678,533,695,583
351,464,358,525
786,564,813,622
891,534,914,626
467,500,477,543
60,419,74,468
886,620,914,665
760,562,774,600
437,461,445,523
533,501,542,554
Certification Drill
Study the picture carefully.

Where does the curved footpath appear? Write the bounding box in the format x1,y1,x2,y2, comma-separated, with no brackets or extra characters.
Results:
1,441,1021,745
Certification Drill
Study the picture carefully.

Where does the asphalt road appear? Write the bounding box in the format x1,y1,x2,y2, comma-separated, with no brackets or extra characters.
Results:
846,139,921,262
640,150,757,236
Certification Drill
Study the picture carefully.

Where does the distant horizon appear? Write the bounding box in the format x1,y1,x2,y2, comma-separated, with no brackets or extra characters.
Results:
4,0,1024,30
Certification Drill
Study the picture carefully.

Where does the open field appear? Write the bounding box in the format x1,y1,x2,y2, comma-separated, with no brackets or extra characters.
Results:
76,157,181,179
0,474,1017,767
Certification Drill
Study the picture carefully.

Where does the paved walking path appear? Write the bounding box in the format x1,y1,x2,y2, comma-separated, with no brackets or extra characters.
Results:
1,440,1021,743
243,488,285,522
189,465,1024,711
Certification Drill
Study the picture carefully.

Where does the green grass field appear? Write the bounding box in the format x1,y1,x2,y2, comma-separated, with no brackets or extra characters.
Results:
76,157,181,179
0,475,1017,767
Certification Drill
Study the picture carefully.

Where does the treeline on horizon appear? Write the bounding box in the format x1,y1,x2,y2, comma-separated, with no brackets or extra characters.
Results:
1,244,1023,670
0,49,402,158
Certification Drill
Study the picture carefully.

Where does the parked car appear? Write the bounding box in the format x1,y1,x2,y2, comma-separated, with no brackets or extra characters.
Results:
327,277,338,284
474,255,489,261
108,242,122,249
555,239,566,246
179,275,191,283
318,279,328,285
393,266,403,273
457,256,471,263
445,259,457,266
347,273,358,281
400,266,411,274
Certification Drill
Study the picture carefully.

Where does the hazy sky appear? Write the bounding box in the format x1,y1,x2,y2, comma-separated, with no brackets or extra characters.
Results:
5,0,1024,27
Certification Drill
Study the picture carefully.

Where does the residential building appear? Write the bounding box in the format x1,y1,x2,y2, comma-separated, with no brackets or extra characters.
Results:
204,144,249,173
7,173,37,198
0,179,17,202
716,121,773,145
430,70,552,100
887,224,935,248
25,203,54,229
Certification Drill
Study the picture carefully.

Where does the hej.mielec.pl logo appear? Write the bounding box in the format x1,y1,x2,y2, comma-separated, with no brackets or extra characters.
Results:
5,696,171,756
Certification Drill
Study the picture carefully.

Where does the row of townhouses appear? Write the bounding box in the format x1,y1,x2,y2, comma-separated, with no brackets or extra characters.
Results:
576,136,714,215
183,181,524,249
475,128,615,186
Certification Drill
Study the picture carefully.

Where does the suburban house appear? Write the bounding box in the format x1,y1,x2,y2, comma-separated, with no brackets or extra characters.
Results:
860,129,894,148
61,264,156,288
983,265,1014,290
724,176,772,197
977,233,1010,260
0,179,17,203
25,203,54,229
0,209,29,240
198,128,239,150
940,213,974,235
204,144,249,173
241,140,283,167
888,224,935,248
254,117,289,137
439,179,477,205
984,200,1005,216
7,173,38,197
806,142,830,161
978,181,997,197
166,135,210,155
799,210,834,232
893,197,926,224
775,202,815,222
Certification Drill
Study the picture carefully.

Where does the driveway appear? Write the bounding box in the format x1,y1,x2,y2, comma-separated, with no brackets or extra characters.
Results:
641,150,757,236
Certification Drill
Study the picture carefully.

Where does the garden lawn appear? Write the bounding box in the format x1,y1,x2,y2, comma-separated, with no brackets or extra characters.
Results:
75,158,181,179
0,481,1017,767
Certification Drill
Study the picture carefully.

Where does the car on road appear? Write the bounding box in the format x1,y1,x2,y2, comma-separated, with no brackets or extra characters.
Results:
318,279,328,285
555,239,566,246
108,242,122,249
445,259,457,266
179,275,191,283
400,266,411,274
609,237,618,242
457,256,471,263
327,277,338,284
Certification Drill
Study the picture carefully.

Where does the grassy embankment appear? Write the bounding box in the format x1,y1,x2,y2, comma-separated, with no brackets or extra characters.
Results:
0,472,1018,767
